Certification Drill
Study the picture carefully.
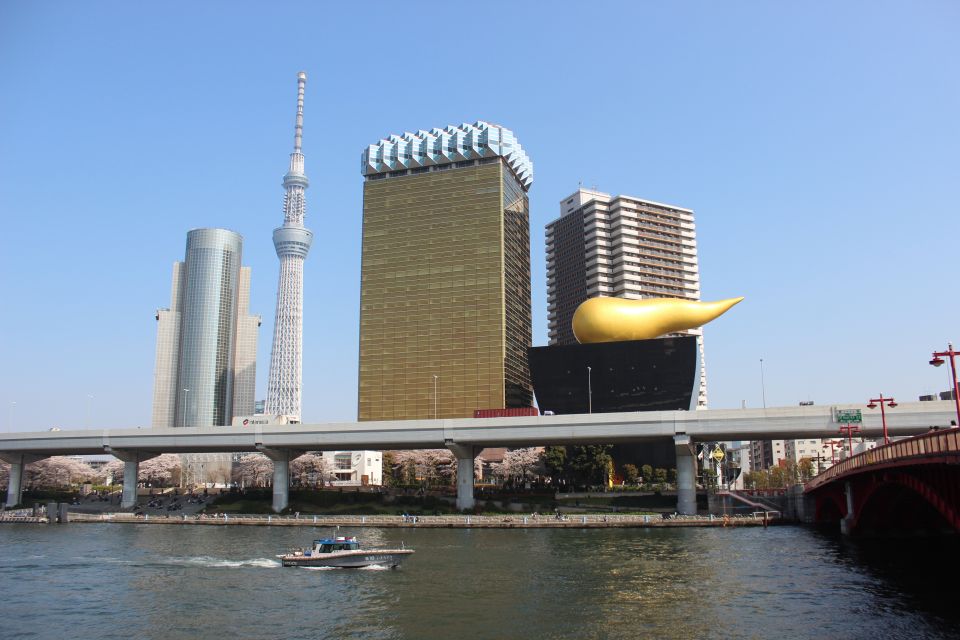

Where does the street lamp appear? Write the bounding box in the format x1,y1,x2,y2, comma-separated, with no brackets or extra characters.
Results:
930,342,960,429
760,358,767,409
432,375,438,420
587,366,592,414
866,394,897,445
825,439,844,463
838,422,861,457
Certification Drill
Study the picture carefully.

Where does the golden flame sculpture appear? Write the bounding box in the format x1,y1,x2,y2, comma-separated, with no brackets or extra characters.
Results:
572,296,744,344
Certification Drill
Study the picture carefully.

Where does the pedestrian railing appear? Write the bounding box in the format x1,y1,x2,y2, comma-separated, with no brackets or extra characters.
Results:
805,428,960,492
65,511,773,527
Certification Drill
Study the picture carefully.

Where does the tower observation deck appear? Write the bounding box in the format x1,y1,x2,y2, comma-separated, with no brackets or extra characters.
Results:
265,71,313,419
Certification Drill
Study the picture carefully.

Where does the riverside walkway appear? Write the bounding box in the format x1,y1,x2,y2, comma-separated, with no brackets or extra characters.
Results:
61,512,775,529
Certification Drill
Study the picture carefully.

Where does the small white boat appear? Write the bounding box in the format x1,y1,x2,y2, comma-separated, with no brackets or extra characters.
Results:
279,536,414,569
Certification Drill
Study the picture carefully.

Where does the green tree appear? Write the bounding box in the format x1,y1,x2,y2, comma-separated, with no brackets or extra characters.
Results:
542,446,568,486
641,464,653,483
653,468,667,484
568,445,612,487
622,464,639,485
668,468,677,484
769,465,788,488
382,452,397,487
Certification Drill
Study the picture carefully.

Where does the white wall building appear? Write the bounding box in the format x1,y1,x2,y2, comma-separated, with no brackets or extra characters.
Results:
784,438,836,474
324,450,382,486
749,439,786,471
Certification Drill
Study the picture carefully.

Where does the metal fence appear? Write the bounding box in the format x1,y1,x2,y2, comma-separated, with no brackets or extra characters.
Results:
805,428,960,491
66,512,773,528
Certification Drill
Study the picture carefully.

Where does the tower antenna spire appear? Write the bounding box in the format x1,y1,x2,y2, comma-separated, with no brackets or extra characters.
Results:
294,71,306,154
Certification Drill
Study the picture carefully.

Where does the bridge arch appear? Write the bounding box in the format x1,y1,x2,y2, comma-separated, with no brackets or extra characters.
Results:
852,472,960,535
814,490,847,526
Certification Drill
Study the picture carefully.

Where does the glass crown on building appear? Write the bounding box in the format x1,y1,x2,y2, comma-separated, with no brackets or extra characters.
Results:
361,120,533,190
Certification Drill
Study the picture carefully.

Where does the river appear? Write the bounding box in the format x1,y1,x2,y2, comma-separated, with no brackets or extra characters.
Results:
0,524,957,639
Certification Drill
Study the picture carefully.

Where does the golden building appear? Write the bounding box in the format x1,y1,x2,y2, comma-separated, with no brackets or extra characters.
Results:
358,122,533,420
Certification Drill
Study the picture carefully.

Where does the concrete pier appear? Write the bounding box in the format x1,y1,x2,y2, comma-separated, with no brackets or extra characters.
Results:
674,435,697,515
106,449,158,509
446,443,476,511
257,447,302,512
840,481,855,536
0,453,46,508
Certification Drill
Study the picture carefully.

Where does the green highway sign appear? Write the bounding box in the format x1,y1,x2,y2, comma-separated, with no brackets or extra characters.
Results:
836,409,862,424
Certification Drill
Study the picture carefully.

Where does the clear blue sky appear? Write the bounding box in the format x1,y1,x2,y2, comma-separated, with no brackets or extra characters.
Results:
1,1,957,431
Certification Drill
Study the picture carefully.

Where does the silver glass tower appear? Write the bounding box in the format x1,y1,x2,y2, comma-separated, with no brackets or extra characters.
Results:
265,71,313,420
151,228,260,429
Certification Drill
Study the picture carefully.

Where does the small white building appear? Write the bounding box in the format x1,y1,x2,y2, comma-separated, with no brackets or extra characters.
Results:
323,451,382,486
784,439,837,473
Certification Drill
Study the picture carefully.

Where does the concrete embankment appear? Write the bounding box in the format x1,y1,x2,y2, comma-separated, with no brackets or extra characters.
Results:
61,512,776,529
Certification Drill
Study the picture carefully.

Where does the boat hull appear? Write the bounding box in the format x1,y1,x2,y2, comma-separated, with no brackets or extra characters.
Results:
281,549,414,569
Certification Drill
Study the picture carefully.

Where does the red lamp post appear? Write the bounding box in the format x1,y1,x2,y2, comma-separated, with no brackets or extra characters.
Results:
867,394,897,444
838,423,861,456
825,439,844,463
929,342,960,430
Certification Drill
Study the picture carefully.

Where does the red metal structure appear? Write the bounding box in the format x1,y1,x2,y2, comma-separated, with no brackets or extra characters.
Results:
838,422,861,455
805,429,960,536
473,408,541,418
866,394,897,444
930,342,960,429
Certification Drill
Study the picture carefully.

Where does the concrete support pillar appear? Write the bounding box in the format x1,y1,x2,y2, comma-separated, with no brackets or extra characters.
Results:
122,460,139,509
0,453,46,508
446,443,476,511
674,435,697,515
840,481,855,536
257,447,303,513
6,459,26,508
105,449,158,510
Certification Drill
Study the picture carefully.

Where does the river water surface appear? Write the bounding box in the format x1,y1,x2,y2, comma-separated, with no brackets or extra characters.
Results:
1,524,957,639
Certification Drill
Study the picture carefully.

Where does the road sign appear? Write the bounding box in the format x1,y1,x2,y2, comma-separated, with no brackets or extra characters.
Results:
711,447,725,462
836,409,862,424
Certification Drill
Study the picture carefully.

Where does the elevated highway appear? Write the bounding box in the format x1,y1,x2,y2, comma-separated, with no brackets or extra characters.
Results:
1,401,954,514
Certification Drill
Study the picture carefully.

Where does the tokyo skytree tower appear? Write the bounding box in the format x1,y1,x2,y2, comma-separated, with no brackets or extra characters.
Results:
265,71,313,419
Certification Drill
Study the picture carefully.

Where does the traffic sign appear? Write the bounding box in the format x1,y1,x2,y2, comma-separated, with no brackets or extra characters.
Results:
711,447,725,462
836,409,862,424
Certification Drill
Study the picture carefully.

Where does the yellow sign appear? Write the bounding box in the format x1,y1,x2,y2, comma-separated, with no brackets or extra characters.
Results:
711,447,725,462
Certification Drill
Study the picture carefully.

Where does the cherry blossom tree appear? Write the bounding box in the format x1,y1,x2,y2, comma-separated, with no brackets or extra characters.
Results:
98,459,125,485
138,454,182,487
388,449,457,487
490,448,544,486
24,457,95,489
232,454,273,488
291,453,332,488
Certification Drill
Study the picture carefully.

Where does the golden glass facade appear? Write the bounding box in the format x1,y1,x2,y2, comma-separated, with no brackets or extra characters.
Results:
358,161,532,421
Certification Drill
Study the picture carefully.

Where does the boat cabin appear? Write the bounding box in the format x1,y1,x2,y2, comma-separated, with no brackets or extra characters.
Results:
313,536,359,553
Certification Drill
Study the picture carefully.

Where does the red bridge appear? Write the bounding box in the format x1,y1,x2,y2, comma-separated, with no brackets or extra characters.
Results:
804,429,960,536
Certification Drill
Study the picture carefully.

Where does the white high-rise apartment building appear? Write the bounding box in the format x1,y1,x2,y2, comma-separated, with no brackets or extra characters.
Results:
546,188,708,406
749,439,786,471
265,71,313,421
784,439,838,474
